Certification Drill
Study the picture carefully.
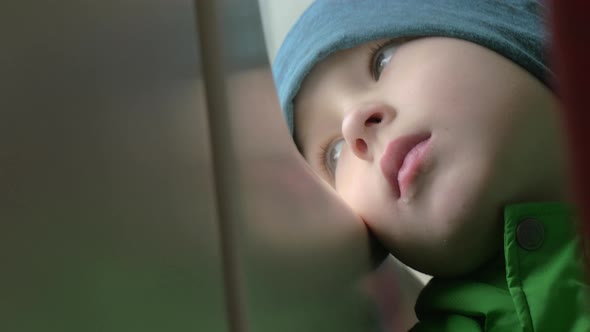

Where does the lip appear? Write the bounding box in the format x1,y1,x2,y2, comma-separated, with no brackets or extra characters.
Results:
380,133,432,199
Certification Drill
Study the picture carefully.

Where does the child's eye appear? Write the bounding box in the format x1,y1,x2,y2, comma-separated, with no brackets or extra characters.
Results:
323,138,345,178
370,41,399,80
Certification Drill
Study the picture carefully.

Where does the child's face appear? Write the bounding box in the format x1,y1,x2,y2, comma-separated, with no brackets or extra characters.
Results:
293,37,567,276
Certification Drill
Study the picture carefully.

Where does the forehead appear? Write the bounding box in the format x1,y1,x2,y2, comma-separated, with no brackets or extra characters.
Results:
296,43,369,103
292,42,377,154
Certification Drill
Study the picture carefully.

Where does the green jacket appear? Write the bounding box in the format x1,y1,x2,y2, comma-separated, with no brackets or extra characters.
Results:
411,202,590,331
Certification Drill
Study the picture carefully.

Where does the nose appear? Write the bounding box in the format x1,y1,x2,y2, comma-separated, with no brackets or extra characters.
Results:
342,103,396,161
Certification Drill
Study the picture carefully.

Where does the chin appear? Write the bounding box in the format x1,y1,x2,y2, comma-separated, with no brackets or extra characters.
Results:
387,213,503,278
396,244,493,278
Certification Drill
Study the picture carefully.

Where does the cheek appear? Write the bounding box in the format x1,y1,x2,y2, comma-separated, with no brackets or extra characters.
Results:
334,156,398,246
426,137,498,230
334,155,383,219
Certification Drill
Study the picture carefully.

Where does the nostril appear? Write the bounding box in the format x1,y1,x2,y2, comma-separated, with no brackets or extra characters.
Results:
355,139,368,154
365,112,383,126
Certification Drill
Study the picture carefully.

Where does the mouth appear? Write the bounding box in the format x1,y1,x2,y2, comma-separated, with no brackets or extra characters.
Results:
380,133,432,200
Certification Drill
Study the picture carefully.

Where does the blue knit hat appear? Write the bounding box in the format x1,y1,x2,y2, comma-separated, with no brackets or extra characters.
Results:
272,0,551,136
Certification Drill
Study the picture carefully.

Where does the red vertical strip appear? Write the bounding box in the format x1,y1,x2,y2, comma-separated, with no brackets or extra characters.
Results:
549,1,590,270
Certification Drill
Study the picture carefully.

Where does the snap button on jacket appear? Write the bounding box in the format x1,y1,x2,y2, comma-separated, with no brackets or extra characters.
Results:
411,202,590,332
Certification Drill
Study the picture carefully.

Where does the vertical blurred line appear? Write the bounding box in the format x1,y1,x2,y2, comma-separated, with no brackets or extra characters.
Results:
193,1,248,331
549,0,590,274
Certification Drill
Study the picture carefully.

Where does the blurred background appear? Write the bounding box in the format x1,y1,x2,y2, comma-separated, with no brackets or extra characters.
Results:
0,1,424,331
258,0,314,63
